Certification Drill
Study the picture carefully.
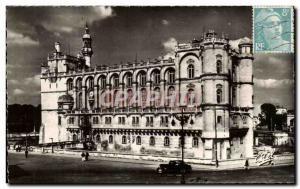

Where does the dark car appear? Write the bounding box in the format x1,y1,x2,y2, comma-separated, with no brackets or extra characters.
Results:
156,160,192,174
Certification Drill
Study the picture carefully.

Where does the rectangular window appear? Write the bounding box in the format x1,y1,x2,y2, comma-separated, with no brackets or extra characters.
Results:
136,117,139,124
118,117,121,124
122,117,125,125
150,117,153,126
132,117,135,125
146,117,149,126
240,137,244,144
233,116,237,125
242,116,247,125
217,116,222,124
58,116,61,125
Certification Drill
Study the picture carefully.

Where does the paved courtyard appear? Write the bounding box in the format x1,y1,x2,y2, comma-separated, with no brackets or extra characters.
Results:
7,152,295,184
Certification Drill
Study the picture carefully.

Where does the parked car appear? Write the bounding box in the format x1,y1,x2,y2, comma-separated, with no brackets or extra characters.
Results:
156,160,192,174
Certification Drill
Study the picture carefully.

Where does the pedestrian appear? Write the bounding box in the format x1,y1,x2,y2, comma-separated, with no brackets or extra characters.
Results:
25,149,28,158
85,151,89,161
81,152,86,162
244,158,249,170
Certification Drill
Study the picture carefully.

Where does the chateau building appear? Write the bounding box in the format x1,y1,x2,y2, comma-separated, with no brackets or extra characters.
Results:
40,25,254,162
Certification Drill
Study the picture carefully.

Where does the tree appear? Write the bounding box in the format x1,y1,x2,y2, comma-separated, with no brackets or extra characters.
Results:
259,103,276,131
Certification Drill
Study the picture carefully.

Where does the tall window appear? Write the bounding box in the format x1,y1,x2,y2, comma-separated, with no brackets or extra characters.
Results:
127,74,132,87
217,116,222,124
164,137,170,147
154,88,161,107
167,70,175,84
100,77,106,89
149,136,155,146
127,89,133,106
136,136,141,145
232,87,236,105
216,84,222,103
58,116,61,125
178,137,183,147
216,60,222,74
192,137,199,148
166,87,175,106
109,135,113,144
78,93,82,108
140,73,146,86
93,116,99,124
113,75,119,88
87,77,94,90
187,64,194,79
76,78,82,90
73,134,77,141
242,116,247,124
67,79,73,91
96,135,101,143
187,89,195,106
122,136,127,144
141,88,147,107
153,71,160,85
201,85,204,103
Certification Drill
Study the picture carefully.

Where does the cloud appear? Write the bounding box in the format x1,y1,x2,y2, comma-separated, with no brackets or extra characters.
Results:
13,89,25,95
42,6,115,33
162,37,177,59
161,19,169,25
7,29,39,46
254,78,294,88
229,37,251,51
8,79,19,85
92,6,115,20
24,74,40,86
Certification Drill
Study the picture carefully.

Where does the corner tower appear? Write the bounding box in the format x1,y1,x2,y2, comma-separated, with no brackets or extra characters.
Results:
81,23,93,67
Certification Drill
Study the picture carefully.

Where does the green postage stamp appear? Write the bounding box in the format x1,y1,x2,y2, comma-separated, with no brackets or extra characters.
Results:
253,7,294,53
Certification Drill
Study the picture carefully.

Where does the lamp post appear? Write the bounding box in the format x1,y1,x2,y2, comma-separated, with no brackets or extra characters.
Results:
49,138,54,153
171,108,194,184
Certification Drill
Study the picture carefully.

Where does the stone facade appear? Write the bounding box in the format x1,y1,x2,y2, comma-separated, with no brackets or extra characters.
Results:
40,26,254,162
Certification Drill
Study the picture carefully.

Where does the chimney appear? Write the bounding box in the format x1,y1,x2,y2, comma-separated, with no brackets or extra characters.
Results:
55,42,61,53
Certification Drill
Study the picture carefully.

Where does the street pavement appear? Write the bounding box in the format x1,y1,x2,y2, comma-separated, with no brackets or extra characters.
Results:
7,152,295,184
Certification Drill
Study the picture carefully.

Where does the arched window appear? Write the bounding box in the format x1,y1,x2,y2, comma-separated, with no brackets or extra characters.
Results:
96,134,101,143
122,136,127,144
164,137,170,147
127,89,133,107
141,88,147,107
72,134,77,141
100,76,106,89
154,88,161,107
216,60,222,74
153,71,160,85
109,135,113,144
87,77,94,90
167,70,175,84
126,74,133,87
136,136,141,145
216,84,223,104
113,90,119,107
113,75,119,88
139,72,147,86
149,136,155,146
166,87,175,107
67,79,73,91
192,137,199,148
78,92,83,108
76,78,82,90
186,89,195,106
187,64,194,79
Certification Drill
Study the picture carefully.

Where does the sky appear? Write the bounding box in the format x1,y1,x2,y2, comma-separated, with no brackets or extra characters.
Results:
6,6,295,115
